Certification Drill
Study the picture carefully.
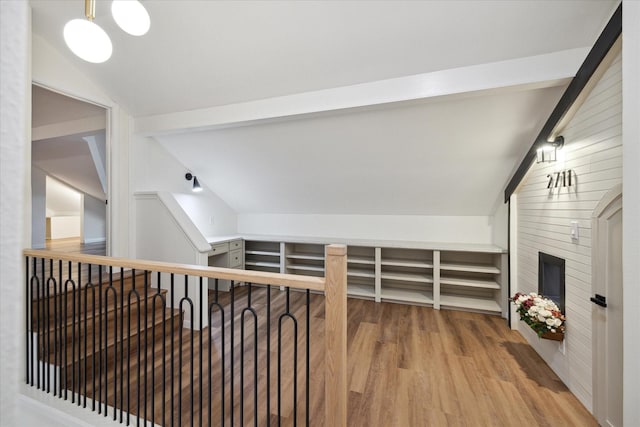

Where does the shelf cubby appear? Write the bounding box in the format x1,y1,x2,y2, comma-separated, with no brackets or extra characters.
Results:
245,240,282,273
285,243,325,277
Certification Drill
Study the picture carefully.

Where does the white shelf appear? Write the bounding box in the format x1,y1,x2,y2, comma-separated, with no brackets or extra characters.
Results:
347,284,376,298
381,260,433,268
440,277,500,289
287,264,325,272
440,262,499,274
347,256,375,265
245,261,280,269
380,288,433,304
381,272,433,283
245,250,280,257
347,269,375,278
286,253,325,261
439,294,501,312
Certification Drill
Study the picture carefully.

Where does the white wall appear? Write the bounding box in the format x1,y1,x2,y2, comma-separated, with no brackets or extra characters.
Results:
133,135,237,239
622,1,640,424
82,194,106,243
49,216,80,239
0,2,29,424
238,213,494,244
490,201,509,248
513,52,622,411
31,166,46,248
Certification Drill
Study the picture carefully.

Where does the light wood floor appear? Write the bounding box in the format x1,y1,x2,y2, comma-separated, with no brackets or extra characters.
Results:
33,240,597,426
44,237,106,255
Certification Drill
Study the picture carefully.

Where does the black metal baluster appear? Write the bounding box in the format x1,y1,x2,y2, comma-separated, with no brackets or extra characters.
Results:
278,288,298,426
208,278,225,427
76,262,82,406
105,267,117,420
25,257,31,386
119,268,125,423
230,281,235,427
240,283,259,427
157,272,166,427
127,270,142,427
199,276,203,427
84,263,93,409
64,261,76,402
144,270,149,424
45,259,54,394
36,258,43,391
170,273,175,427
97,265,103,414
57,259,63,398
266,284,271,427
151,274,166,427
178,275,195,427
306,289,310,427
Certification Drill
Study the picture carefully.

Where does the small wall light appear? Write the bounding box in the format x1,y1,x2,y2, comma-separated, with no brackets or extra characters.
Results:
536,136,565,163
185,173,202,192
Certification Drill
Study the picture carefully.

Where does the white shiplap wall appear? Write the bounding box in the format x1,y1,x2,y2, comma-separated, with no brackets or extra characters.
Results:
514,52,621,411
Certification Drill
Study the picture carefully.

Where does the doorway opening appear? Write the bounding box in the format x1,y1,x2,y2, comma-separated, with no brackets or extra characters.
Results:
31,84,109,255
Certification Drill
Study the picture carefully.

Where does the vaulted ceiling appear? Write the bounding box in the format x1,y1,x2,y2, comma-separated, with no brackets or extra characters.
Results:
29,0,619,217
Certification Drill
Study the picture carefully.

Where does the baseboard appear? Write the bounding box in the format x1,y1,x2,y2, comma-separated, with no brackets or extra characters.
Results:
83,237,106,244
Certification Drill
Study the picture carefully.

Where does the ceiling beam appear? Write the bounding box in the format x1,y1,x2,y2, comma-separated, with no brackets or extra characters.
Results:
135,48,589,137
503,3,622,202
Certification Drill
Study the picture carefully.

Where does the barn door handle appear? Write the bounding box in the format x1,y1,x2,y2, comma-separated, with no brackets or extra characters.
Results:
590,294,607,308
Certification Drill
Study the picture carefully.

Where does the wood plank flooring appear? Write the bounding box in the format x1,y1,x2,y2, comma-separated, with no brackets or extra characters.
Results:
30,240,597,426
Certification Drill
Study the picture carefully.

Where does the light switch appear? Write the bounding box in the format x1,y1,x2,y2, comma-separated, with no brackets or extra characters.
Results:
570,221,579,242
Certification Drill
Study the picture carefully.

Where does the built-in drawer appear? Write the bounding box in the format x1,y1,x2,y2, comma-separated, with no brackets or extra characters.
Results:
229,239,243,251
229,249,243,268
210,242,229,255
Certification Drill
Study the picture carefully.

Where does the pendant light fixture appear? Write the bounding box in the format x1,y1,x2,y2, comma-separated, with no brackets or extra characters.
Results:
112,0,151,36
64,0,150,63
64,0,112,63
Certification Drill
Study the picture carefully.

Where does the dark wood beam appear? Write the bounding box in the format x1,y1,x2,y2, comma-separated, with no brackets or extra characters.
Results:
504,3,622,202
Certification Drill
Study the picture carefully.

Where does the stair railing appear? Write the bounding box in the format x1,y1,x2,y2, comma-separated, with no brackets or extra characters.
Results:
23,245,347,427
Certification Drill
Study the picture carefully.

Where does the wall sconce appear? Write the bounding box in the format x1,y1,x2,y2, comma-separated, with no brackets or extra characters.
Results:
536,136,565,163
185,173,202,193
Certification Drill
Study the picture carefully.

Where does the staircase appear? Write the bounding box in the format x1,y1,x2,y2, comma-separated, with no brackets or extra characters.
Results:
31,268,184,424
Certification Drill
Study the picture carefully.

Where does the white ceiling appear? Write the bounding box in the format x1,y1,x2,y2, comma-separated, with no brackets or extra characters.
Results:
32,85,106,127
158,84,566,215
30,0,616,117
32,131,107,201
29,1,619,219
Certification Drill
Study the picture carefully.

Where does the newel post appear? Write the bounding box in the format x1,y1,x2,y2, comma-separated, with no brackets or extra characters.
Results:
325,244,347,427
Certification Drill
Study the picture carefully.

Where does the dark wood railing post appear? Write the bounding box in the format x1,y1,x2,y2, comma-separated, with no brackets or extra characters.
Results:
325,244,347,427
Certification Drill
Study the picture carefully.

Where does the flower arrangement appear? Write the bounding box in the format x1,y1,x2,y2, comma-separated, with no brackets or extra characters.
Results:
511,292,566,338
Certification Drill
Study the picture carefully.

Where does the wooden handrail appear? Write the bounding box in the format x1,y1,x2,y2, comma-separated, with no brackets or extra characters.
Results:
23,249,325,291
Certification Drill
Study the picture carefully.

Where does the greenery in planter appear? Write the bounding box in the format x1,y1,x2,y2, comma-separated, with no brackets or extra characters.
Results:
511,292,566,338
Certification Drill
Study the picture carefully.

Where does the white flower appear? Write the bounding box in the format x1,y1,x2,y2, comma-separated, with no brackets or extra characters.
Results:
518,295,528,303
550,329,556,333
554,318,562,327
534,297,543,304
539,309,552,318
538,314,546,322
546,318,555,326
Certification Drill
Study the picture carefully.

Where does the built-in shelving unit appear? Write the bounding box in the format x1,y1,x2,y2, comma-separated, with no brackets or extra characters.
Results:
437,251,504,314
347,246,376,299
245,240,281,272
380,248,434,304
285,243,325,277
241,236,507,316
